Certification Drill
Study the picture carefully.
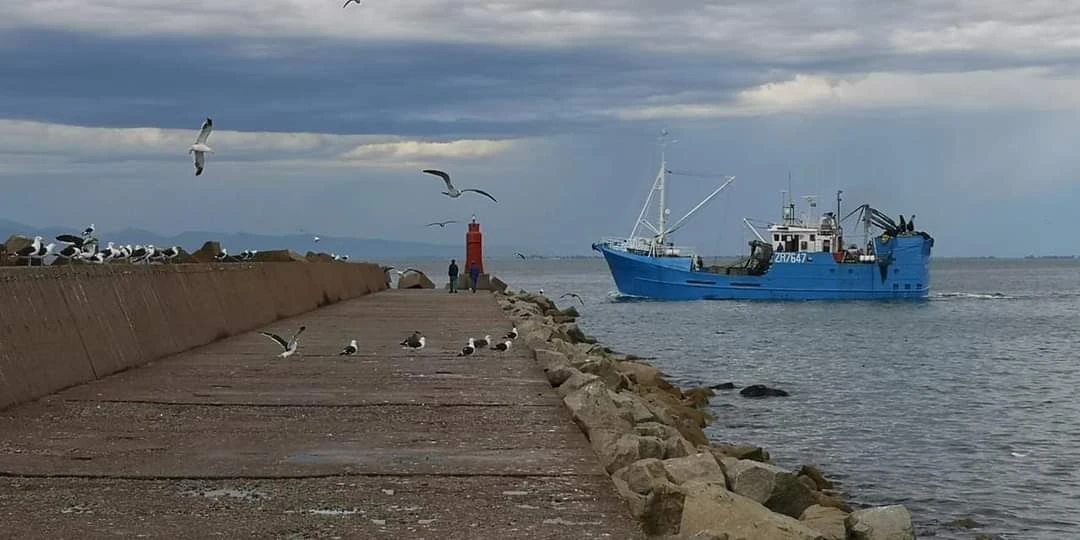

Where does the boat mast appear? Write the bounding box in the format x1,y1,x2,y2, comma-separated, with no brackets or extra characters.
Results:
657,131,672,245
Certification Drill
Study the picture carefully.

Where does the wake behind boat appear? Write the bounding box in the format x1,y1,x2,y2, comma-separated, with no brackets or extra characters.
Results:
592,133,934,300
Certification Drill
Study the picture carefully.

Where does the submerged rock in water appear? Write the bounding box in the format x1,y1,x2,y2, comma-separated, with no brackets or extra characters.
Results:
946,517,981,529
710,382,738,390
846,505,915,540
740,384,790,398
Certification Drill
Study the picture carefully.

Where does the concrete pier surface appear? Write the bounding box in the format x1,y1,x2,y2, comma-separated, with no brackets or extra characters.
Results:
0,290,642,539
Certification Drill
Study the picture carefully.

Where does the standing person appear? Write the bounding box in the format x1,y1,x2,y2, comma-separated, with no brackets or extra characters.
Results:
468,262,481,293
448,259,459,293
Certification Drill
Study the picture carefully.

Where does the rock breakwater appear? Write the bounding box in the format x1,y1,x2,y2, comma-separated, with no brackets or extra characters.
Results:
497,289,915,539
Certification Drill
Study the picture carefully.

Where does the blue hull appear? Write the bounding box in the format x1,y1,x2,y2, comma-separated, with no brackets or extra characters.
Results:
594,235,932,301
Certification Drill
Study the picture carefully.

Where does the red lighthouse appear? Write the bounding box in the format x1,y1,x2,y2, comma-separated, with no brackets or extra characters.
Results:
465,215,484,274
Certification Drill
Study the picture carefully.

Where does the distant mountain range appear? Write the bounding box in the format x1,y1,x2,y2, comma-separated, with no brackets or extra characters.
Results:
0,219,469,259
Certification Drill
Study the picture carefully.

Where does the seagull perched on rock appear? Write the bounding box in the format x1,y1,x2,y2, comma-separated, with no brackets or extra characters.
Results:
493,340,511,352
215,249,229,262
426,220,458,228
339,339,359,356
259,325,306,358
12,236,43,265
421,169,497,202
560,292,585,306
504,327,518,340
457,338,476,357
189,117,214,176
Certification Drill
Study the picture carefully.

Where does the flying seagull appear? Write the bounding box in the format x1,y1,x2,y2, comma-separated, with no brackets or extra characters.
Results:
504,327,518,340
313,235,321,243
259,325,306,358
560,292,585,306
515,252,527,260
339,339,358,356
457,337,476,357
343,0,362,6
189,117,214,176
421,169,497,202
493,340,512,352
426,220,459,228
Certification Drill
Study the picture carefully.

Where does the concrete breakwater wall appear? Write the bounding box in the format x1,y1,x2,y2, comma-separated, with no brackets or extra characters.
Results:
0,263,387,410
499,290,916,540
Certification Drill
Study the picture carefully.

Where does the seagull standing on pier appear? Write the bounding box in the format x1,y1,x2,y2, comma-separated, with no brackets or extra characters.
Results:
493,340,512,352
259,326,306,358
339,339,358,356
474,335,491,350
189,117,214,176
421,169,498,202
401,333,426,351
504,327,518,340
458,338,476,357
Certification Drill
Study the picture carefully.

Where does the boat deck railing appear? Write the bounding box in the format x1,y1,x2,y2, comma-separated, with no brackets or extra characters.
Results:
600,237,697,258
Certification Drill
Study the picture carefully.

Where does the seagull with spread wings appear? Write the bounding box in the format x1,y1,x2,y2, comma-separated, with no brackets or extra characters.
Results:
422,169,497,202
343,0,363,7
426,220,459,228
189,117,214,176
560,292,585,306
259,325,306,358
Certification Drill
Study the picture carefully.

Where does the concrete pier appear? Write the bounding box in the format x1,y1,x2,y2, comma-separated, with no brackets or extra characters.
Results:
0,290,641,538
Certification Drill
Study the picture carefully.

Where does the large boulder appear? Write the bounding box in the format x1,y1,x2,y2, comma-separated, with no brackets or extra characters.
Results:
710,443,771,463
191,241,224,262
641,480,686,536
684,386,714,408
679,480,826,540
577,356,625,390
561,323,596,344
845,505,915,540
556,370,600,397
305,251,334,262
723,459,817,518
661,452,726,486
545,364,576,387
664,435,698,459
4,234,34,256
800,505,847,540
610,390,659,424
562,383,634,439
613,458,669,495
592,432,663,474
615,361,664,387
489,275,509,292
798,464,834,491
251,249,306,262
398,271,435,289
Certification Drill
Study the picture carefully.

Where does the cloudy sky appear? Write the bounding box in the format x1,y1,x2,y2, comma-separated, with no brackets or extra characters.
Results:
2,1,1079,256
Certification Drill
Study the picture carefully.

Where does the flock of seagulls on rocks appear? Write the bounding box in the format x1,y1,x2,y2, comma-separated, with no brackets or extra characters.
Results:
9,225,187,266
254,326,518,359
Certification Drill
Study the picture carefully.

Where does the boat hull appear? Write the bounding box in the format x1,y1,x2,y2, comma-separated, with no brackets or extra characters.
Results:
594,236,932,300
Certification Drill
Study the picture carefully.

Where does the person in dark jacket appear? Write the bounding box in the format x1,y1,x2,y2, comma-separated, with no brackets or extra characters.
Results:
468,263,481,293
448,259,459,293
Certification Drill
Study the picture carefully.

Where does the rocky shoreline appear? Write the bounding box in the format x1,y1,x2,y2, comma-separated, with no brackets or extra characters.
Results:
496,289,916,540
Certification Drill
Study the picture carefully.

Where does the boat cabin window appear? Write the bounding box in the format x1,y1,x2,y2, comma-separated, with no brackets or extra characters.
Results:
823,240,831,252
773,234,780,241
801,241,808,251
810,234,816,242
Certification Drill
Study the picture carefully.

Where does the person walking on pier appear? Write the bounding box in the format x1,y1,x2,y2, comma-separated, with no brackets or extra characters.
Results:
468,262,481,293
448,259,459,293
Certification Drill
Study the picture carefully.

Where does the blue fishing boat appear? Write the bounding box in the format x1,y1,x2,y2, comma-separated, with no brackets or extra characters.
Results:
593,133,934,300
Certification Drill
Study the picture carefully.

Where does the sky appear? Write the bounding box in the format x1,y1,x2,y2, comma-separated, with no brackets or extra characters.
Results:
2,1,1079,257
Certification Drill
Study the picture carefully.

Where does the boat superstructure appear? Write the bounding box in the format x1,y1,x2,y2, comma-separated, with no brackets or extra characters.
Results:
592,132,934,300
